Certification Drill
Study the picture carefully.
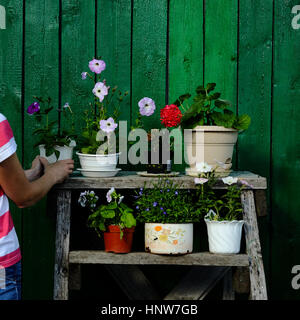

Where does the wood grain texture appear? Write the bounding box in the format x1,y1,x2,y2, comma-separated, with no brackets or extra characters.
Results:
131,0,168,129
0,0,23,244
53,191,72,300
69,250,249,266
22,0,59,299
241,190,267,300
271,0,300,299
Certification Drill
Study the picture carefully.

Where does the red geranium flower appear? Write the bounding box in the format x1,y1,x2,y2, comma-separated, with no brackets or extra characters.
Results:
160,104,182,128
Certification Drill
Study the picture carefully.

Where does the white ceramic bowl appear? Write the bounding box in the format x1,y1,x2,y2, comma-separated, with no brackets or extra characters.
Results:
76,152,121,171
77,168,121,178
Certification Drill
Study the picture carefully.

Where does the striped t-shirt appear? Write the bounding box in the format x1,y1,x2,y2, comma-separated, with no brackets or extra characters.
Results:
0,113,21,268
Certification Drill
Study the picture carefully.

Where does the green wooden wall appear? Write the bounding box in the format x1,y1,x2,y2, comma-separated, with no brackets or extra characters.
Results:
0,0,300,300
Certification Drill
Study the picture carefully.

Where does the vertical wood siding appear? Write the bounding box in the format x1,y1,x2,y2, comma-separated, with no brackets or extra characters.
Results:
0,0,299,299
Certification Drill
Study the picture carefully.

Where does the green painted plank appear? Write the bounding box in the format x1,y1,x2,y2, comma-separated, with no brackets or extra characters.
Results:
131,0,168,130
168,0,204,171
271,0,300,299
61,0,95,153
97,0,131,123
22,0,59,299
204,0,238,168
0,0,23,245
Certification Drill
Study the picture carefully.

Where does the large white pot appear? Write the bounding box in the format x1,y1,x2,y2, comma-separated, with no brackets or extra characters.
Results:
39,140,76,164
145,223,193,255
185,126,238,177
205,219,244,254
76,152,120,171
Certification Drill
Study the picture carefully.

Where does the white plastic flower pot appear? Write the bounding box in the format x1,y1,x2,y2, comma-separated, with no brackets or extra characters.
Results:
185,126,238,177
205,219,244,254
39,140,76,164
76,152,121,171
145,223,193,255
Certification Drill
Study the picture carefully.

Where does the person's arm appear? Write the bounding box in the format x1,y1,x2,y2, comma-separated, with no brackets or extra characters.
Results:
0,153,74,208
24,156,43,182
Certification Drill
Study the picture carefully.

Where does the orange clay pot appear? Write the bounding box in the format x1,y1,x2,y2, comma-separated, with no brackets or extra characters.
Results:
103,225,135,253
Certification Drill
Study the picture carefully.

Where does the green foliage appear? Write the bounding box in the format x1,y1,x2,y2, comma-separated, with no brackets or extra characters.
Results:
79,189,136,239
29,96,76,157
173,83,251,131
134,179,199,223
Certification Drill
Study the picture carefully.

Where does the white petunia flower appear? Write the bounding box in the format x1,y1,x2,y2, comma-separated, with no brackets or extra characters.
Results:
106,187,115,203
195,162,212,173
118,196,124,205
194,178,208,185
222,176,238,185
93,82,109,102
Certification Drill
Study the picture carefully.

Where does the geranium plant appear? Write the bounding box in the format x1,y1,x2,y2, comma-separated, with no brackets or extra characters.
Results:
79,58,128,154
27,97,76,157
134,179,198,223
78,188,136,239
173,83,251,130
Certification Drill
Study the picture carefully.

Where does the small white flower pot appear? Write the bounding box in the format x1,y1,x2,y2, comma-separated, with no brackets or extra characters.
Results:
76,152,121,171
39,140,76,164
205,219,244,254
145,223,193,255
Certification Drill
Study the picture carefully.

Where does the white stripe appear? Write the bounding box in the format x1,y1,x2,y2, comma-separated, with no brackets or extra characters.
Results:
0,113,6,122
0,136,17,163
0,194,9,217
0,227,19,257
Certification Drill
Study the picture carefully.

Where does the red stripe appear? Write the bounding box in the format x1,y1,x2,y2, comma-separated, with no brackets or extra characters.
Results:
0,188,3,197
0,248,21,268
0,211,14,239
0,120,14,148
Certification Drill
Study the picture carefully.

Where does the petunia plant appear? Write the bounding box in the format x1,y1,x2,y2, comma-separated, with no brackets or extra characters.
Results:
173,83,251,130
27,97,76,158
78,188,136,239
79,58,129,154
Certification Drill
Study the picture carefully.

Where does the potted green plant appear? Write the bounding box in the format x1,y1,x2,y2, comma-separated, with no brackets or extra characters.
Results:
78,188,136,253
173,83,251,177
193,163,249,254
77,58,128,177
134,179,198,255
27,97,76,163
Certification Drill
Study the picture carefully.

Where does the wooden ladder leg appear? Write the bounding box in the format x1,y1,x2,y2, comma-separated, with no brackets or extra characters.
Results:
241,190,268,300
222,268,235,300
53,190,72,300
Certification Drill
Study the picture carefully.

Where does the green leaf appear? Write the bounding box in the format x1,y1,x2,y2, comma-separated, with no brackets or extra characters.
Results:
209,92,221,100
121,212,136,228
233,114,251,130
173,93,192,106
101,209,115,219
206,83,216,93
44,107,54,114
214,99,231,109
210,111,236,128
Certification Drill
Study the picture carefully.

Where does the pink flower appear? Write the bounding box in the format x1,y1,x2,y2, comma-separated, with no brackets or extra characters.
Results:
81,72,87,80
99,117,118,133
93,82,108,102
89,59,106,74
138,97,156,116
194,178,208,185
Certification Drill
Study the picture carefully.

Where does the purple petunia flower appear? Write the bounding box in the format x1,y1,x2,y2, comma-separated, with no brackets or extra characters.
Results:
146,208,149,211
163,212,167,215
81,72,87,80
136,206,139,210
93,82,109,102
175,191,178,195
89,59,106,74
99,117,118,133
160,207,164,211
138,97,156,116
153,202,158,207
27,102,40,115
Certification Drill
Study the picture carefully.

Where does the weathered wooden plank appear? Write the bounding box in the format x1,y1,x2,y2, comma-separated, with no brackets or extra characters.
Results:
131,0,167,129
23,0,59,299
222,268,235,300
0,0,23,250
233,266,250,294
254,190,268,217
54,171,267,190
164,266,229,300
53,191,72,300
69,250,249,267
69,264,81,291
105,265,160,300
241,190,267,300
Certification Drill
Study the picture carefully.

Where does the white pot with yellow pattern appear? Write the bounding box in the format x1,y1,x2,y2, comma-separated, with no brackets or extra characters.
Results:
145,223,193,255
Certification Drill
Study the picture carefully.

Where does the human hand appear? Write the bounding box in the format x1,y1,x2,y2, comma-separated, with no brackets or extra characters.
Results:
44,159,74,184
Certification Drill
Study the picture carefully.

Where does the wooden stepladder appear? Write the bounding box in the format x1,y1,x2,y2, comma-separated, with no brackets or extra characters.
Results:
52,171,268,300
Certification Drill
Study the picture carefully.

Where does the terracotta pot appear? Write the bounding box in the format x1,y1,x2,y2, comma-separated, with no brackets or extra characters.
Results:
145,223,193,255
103,225,135,253
184,126,238,177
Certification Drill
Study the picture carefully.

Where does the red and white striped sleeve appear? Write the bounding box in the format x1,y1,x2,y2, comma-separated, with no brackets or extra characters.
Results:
0,113,17,163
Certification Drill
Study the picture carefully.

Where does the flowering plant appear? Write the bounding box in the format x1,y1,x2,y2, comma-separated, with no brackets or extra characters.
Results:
173,83,251,130
160,104,182,128
27,97,76,157
134,179,198,223
79,58,128,154
78,188,136,239
193,162,252,221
